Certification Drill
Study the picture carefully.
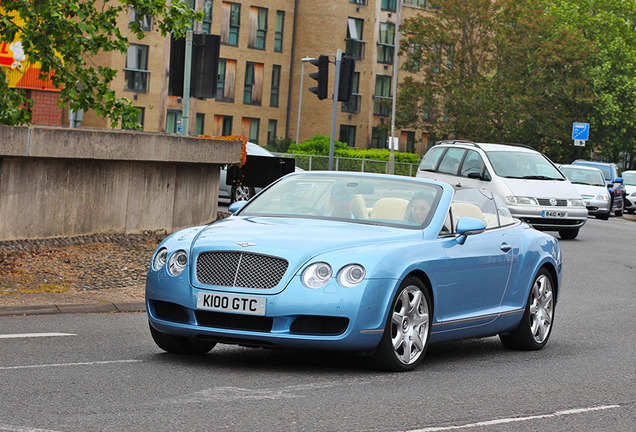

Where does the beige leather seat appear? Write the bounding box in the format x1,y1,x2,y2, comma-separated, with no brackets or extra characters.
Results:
351,194,369,219
451,202,486,230
370,198,409,221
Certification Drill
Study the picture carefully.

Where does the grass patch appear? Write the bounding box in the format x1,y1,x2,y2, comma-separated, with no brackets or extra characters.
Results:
18,283,70,294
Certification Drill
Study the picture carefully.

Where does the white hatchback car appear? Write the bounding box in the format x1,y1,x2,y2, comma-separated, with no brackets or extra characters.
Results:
559,164,611,220
416,140,587,239
621,170,636,214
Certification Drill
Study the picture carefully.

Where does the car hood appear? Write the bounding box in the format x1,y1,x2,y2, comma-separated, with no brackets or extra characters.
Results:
571,184,607,197
190,216,422,293
503,178,580,199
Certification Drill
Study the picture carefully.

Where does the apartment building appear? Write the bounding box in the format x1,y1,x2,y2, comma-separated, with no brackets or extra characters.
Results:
13,0,436,154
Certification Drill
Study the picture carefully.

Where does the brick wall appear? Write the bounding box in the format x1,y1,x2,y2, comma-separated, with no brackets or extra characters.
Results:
27,90,63,126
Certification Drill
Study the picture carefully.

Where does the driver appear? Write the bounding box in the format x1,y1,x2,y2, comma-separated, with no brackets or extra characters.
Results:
327,183,356,218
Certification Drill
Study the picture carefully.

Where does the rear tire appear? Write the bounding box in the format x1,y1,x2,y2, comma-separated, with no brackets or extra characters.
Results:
149,322,216,355
373,277,431,372
558,228,578,240
500,268,555,350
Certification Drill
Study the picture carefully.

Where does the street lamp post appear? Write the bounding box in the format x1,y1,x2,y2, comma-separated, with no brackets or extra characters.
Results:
296,57,316,144
388,0,403,174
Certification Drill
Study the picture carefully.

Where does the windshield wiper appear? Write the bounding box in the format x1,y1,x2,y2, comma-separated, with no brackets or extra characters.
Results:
518,175,562,180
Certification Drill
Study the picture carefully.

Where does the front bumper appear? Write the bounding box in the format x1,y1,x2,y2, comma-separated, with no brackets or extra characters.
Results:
583,197,611,216
508,204,588,231
145,274,395,351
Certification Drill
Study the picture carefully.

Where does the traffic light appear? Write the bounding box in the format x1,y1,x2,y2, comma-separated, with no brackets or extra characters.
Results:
308,55,329,100
337,56,356,102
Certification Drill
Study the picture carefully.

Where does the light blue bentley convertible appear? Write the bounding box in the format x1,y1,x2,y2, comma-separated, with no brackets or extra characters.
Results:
146,172,561,371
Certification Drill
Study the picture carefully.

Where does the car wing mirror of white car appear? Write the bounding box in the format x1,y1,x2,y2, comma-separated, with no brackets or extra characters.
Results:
455,217,487,245
228,201,248,214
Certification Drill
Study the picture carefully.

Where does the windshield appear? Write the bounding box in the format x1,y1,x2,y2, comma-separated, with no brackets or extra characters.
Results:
560,167,605,186
621,172,636,186
239,173,443,228
486,151,564,180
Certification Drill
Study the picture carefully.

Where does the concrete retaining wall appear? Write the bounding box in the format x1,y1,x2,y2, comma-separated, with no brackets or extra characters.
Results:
0,126,241,240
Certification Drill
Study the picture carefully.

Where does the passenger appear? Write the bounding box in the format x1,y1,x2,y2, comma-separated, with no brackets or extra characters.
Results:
405,191,432,225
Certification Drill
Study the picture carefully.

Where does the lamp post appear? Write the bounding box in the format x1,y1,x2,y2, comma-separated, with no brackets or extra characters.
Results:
296,57,316,144
388,0,403,174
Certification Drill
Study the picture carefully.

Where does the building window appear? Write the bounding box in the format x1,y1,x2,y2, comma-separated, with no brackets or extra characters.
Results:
243,61,263,105
195,113,205,135
221,2,240,46
381,0,396,12
124,44,149,93
202,0,213,34
216,58,236,102
268,119,277,144
214,115,233,135
123,107,145,130
128,8,152,31
339,125,356,147
270,65,281,107
345,17,365,60
350,0,366,4
274,11,285,52
378,22,395,64
341,72,360,114
373,75,392,116
405,43,423,72
242,117,260,143
371,127,387,149
248,7,267,50
405,131,415,153
405,0,427,6
166,110,182,133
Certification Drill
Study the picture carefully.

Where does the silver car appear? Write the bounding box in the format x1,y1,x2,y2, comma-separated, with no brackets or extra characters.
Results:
416,140,588,239
559,164,611,220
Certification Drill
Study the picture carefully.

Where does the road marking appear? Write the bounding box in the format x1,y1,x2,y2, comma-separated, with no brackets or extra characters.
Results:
0,333,75,339
404,404,620,432
0,425,64,432
176,381,345,403
0,359,142,370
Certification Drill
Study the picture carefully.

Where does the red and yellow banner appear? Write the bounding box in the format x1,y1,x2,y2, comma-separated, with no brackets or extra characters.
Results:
0,7,59,91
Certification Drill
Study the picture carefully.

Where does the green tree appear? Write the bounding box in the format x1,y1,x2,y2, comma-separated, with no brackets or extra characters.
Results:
398,0,595,162
0,0,201,128
547,0,636,168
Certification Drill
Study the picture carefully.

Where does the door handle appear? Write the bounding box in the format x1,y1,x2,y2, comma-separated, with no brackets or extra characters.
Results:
455,182,462,188
500,243,511,252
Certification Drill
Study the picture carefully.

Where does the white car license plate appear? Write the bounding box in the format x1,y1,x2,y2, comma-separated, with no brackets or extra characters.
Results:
197,292,266,316
542,210,567,218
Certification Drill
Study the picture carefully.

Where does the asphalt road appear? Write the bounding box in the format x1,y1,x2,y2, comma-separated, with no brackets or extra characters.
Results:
0,216,635,432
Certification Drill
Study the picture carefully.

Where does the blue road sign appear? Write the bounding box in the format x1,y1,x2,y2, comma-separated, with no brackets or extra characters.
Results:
572,122,590,141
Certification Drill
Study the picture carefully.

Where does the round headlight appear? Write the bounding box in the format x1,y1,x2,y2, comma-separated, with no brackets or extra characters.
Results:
595,193,610,201
153,248,168,271
338,264,365,287
168,250,188,276
302,262,332,289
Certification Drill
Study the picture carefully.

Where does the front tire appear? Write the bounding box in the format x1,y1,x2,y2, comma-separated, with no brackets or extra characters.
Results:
149,323,216,355
373,277,432,372
615,202,624,217
558,228,579,240
231,185,255,203
499,268,555,350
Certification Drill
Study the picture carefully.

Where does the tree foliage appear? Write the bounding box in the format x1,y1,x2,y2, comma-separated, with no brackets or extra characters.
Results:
0,0,201,128
398,0,596,163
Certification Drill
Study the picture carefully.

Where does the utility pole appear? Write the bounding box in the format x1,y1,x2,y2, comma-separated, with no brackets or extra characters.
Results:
388,0,403,174
329,49,343,171
181,30,193,136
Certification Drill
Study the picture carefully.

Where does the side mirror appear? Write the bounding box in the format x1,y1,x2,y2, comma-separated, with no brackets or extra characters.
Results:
455,217,487,245
228,201,248,213
466,172,483,180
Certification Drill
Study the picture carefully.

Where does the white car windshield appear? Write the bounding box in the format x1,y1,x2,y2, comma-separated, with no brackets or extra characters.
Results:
237,174,443,228
487,151,565,180
560,167,605,186
621,172,636,186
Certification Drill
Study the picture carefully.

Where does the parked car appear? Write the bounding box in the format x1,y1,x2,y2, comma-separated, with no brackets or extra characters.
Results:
416,140,587,239
571,160,625,216
146,171,561,372
558,164,611,220
218,142,302,203
620,170,636,214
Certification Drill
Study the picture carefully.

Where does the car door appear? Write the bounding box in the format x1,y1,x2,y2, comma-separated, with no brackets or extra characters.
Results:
437,190,517,327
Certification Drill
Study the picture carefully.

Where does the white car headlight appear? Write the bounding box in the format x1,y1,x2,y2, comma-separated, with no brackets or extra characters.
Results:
302,262,332,289
568,199,586,207
337,264,365,287
153,248,168,271
506,196,539,206
168,250,188,276
594,193,610,201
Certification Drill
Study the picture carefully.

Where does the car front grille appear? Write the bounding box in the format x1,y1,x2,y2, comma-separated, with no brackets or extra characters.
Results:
196,251,288,289
537,198,568,206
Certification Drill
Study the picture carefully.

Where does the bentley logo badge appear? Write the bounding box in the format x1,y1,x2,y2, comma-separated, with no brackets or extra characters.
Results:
237,242,257,247
550,198,558,206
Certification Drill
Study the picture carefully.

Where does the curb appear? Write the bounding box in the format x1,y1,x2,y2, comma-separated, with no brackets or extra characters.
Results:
0,301,146,317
